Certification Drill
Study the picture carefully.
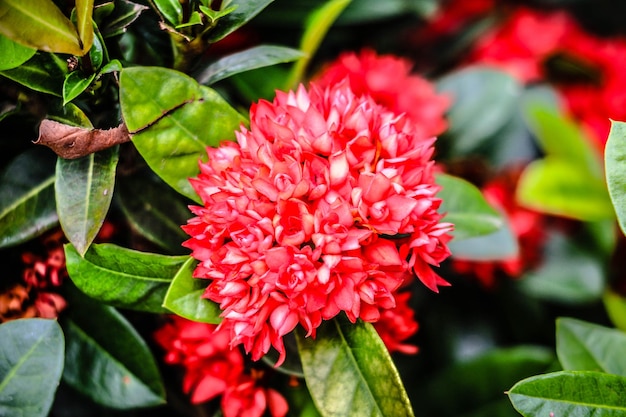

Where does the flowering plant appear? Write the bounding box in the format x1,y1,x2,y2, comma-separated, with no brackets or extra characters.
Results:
2,1,626,417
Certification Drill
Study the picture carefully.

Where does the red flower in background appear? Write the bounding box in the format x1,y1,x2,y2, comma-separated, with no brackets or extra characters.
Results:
373,290,419,354
183,80,452,365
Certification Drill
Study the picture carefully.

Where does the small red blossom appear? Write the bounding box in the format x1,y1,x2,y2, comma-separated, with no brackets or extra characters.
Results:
373,290,419,354
183,80,452,365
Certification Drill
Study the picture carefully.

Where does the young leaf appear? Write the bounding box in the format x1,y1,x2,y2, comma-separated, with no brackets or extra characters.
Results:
0,34,36,70
296,317,415,417
163,257,222,324
65,243,188,313
75,0,95,53
556,317,626,376
436,173,504,240
205,0,275,43
55,146,119,256
605,120,626,235
0,148,58,248
508,371,626,417
194,45,305,85
603,289,626,333
62,70,97,105
0,319,64,417
119,67,246,201
0,0,83,55
152,0,183,26
62,288,166,409
0,52,68,96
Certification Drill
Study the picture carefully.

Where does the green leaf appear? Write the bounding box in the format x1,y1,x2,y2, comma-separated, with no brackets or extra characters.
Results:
519,232,605,304
205,0,275,43
296,317,415,417
119,67,245,201
0,148,58,248
437,67,521,156
0,52,68,96
436,173,505,240
508,371,626,417
98,0,148,38
199,4,237,23
65,243,188,313
0,34,36,70
116,173,191,253
517,157,614,221
0,0,83,55
604,289,626,333
47,101,93,127
75,0,94,53
55,146,119,256
605,120,626,235
285,0,351,89
62,289,166,409
163,257,222,324
447,219,518,261
195,45,305,85
0,319,64,417
62,70,97,105
556,317,626,376
152,0,183,25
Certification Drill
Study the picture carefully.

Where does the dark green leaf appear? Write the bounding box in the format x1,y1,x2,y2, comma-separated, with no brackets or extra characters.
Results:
205,0,274,43
195,45,305,85
62,70,97,105
65,243,187,312
0,34,36,70
0,0,83,55
517,157,614,221
436,173,505,240
0,319,64,417
603,289,626,333
55,146,119,256
98,0,148,38
508,371,626,416
75,0,95,53
163,257,222,323
47,101,93,127
556,317,626,375
119,67,245,201
296,317,415,417
0,52,68,96
230,64,289,102
0,148,58,248
152,0,183,25
605,120,626,235
62,289,166,408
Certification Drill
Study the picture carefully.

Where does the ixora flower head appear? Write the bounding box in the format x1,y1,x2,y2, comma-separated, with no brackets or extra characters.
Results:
182,80,453,365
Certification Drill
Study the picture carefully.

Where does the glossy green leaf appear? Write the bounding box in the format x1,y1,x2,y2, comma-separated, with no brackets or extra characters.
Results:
62,70,97,105
195,45,305,85
163,257,222,323
285,0,351,89
119,67,245,201
62,289,165,408
55,146,119,256
98,0,148,38
0,52,68,96
205,0,274,43
152,0,183,25
297,317,414,417
519,232,605,304
75,0,94,52
556,317,626,375
116,174,191,253
0,148,58,248
508,371,626,417
604,289,626,333
0,0,83,55
517,157,614,221
605,120,626,235
0,34,36,70
436,173,505,240
47,101,93,127
0,319,64,417
437,67,521,156
65,243,188,313
199,5,237,23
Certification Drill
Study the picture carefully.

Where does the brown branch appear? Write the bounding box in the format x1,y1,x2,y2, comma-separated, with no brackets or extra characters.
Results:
35,119,131,159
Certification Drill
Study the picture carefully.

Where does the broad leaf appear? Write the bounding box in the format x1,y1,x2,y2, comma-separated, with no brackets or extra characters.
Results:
605,120,626,235
0,52,68,96
0,34,36,70
436,173,505,240
296,318,415,417
162,257,222,323
62,70,97,105
0,319,64,417
55,146,119,256
75,0,95,53
205,0,274,43
0,148,58,248
517,157,614,221
62,288,166,408
508,371,626,416
0,0,83,55
98,0,148,38
603,289,626,333
152,0,183,25
65,243,188,313
195,45,305,85
556,317,626,376
119,67,245,201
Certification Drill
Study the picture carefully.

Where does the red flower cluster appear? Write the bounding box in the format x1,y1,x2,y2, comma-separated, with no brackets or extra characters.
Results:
183,80,452,365
154,316,288,417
